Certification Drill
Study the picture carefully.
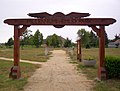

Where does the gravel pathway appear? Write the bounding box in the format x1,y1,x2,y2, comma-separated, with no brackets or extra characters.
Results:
24,50,94,91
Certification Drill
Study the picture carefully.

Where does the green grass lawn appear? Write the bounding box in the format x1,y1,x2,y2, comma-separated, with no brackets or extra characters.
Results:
0,47,50,62
68,48,120,91
0,59,40,91
0,47,120,91
82,48,120,60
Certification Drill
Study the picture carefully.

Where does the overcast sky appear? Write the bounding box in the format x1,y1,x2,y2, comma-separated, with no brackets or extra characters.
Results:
0,0,120,43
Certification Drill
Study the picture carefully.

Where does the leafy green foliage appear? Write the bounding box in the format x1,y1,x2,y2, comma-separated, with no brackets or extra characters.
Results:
46,34,62,47
64,37,72,47
20,29,32,46
19,29,43,48
105,56,120,78
89,31,98,48
33,29,43,48
5,37,14,48
114,34,120,41
77,29,90,48
6,29,74,48
105,31,109,47
77,29,109,48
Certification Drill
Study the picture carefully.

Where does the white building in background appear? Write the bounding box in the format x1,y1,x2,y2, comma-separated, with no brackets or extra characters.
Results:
108,39,120,48
108,42,116,48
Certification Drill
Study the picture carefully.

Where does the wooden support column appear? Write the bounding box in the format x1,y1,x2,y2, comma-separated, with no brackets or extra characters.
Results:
98,26,107,80
9,25,29,79
14,25,20,66
90,25,107,80
9,25,21,79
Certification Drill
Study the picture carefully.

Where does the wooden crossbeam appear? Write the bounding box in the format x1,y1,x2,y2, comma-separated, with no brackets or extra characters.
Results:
4,18,116,26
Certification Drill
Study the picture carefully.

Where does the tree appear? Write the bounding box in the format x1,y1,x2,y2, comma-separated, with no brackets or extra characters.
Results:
28,35,34,46
20,29,32,48
115,43,119,48
89,30,98,47
51,34,60,47
105,31,109,47
5,37,14,48
64,37,72,47
46,34,62,47
40,33,43,46
77,29,90,48
77,29,100,48
114,34,120,41
33,29,43,48
46,36,52,46
110,34,120,42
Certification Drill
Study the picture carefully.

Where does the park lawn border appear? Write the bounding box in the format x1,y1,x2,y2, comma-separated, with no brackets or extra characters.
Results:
67,48,120,91
0,47,52,62
0,59,40,91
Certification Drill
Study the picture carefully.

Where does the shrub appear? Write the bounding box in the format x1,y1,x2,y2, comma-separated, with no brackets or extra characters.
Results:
105,56,120,78
85,44,91,49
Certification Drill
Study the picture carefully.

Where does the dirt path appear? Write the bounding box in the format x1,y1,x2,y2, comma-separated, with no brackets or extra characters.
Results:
24,50,94,91
0,57,43,65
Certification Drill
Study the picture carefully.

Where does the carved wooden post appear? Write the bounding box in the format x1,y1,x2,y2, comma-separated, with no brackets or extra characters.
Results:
14,25,20,66
90,25,107,80
9,25,21,79
98,26,107,80
9,25,29,79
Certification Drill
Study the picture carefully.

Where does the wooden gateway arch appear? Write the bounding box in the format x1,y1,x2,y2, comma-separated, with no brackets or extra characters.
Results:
4,12,116,80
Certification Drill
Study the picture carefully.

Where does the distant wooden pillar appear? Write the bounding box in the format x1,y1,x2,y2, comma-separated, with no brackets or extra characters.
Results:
77,40,79,60
90,25,107,80
9,25,29,79
45,44,48,56
76,39,81,62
